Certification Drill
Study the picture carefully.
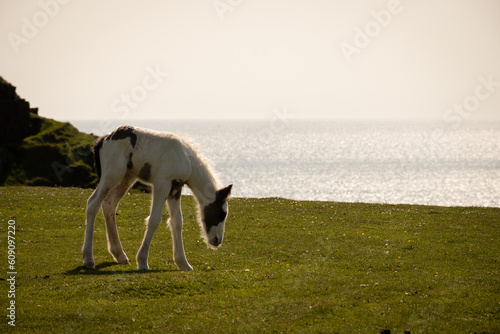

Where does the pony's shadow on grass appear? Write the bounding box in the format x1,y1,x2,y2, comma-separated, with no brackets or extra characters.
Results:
64,262,175,276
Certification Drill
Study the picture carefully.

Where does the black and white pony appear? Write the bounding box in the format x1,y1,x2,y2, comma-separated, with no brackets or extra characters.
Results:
82,125,232,271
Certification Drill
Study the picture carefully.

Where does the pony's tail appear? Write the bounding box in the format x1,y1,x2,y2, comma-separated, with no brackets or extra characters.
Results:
92,136,106,182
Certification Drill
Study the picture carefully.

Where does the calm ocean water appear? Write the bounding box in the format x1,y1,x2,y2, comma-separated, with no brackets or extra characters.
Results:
70,119,500,208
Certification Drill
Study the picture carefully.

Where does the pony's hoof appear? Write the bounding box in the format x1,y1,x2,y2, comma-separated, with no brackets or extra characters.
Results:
116,256,130,265
178,263,193,271
84,261,95,269
137,263,149,271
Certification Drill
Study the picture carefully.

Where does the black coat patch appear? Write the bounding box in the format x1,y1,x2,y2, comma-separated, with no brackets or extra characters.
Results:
203,185,232,233
203,201,227,233
92,136,106,181
109,125,137,148
168,179,184,200
127,152,133,169
138,163,152,181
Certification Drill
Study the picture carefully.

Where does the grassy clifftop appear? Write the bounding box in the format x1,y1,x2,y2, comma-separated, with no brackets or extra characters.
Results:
0,77,97,187
1,187,499,333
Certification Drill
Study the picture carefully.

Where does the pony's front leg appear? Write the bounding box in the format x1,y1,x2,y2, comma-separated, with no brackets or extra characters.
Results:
136,184,169,270
167,197,193,271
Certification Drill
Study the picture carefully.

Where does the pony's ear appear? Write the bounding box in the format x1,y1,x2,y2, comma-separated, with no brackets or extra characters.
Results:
216,184,233,201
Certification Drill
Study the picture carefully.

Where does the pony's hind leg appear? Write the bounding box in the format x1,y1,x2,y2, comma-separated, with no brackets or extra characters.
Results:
82,171,126,269
83,184,113,269
102,175,136,265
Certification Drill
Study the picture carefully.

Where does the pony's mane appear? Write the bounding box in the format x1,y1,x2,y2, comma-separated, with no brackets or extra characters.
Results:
178,135,220,189
175,136,221,248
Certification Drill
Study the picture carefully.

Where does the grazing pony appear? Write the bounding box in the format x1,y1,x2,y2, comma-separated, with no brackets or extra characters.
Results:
82,125,232,271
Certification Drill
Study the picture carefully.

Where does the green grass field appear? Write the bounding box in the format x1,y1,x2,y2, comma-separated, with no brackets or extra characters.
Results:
1,186,499,333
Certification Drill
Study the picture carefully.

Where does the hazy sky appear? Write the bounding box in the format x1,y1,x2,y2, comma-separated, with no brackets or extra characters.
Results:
1,0,499,121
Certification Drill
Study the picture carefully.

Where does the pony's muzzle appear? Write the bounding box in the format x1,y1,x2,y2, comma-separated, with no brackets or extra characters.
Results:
209,236,222,247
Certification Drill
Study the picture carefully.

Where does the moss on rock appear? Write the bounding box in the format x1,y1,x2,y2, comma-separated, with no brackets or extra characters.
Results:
0,77,97,187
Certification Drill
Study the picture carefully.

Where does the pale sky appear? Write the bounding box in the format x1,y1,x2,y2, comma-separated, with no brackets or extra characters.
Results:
1,0,499,121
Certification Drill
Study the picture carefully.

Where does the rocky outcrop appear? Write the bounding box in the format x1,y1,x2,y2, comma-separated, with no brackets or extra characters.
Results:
0,77,43,143
0,76,97,187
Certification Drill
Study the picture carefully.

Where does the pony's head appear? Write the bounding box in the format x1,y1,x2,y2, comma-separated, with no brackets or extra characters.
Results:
200,184,232,248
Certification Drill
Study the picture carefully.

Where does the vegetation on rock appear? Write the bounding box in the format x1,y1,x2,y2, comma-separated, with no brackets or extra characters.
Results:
0,76,97,187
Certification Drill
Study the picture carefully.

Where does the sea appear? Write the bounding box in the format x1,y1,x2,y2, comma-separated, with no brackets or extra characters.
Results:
69,119,500,208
